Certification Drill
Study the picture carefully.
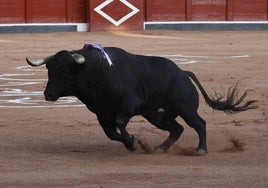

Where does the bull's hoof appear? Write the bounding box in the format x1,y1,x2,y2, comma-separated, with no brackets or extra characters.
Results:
129,135,154,154
154,146,167,153
124,134,140,151
131,134,141,151
196,149,207,156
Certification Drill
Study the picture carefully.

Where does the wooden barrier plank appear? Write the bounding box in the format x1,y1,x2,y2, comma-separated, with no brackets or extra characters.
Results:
25,0,33,23
71,0,88,23
186,0,192,21
65,0,73,23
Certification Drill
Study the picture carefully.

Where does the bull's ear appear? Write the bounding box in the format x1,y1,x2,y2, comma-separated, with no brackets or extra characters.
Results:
71,53,85,64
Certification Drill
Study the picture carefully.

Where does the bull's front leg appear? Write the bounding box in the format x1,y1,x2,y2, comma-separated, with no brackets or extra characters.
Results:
98,112,140,151
97,115,123,142
115,100,141,151
115,119,140,151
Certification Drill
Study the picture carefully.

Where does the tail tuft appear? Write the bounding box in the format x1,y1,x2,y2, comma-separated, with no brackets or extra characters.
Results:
185,71,258,114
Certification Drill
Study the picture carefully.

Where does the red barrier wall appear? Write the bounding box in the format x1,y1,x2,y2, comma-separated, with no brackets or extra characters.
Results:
0,0,87,23
146,0,187,21
145,0,268,22
0,0,25,23
0,0,267,30
227,0,268,21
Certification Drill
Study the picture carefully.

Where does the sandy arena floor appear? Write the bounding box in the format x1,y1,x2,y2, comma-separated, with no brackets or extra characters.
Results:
0,30,267,187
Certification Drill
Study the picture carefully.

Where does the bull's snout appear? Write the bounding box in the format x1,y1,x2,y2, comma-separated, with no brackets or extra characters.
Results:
45,94,56,101
44,91,59,102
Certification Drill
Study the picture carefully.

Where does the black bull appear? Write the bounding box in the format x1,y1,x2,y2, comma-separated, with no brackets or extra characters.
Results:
26,46,257,155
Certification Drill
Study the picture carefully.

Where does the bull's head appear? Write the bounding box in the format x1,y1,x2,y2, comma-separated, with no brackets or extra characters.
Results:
26,51,86,101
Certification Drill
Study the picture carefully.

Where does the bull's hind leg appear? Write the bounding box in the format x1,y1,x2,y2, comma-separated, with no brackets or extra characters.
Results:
143,111,184,153
181,112,207,155
154,119,184,153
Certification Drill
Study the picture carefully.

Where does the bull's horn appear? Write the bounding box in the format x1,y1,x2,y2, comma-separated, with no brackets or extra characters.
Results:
26,55,54,67
72,54,85,64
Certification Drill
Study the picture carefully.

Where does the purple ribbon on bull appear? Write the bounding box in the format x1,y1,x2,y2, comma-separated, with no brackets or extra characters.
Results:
83,43,113,66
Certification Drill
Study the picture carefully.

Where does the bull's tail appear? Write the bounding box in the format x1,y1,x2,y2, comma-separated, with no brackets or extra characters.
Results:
184,71,258,114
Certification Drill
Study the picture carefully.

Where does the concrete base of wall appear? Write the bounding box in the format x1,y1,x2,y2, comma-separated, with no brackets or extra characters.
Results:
0,23,88,33
1,22,268,33
144,21,268,31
